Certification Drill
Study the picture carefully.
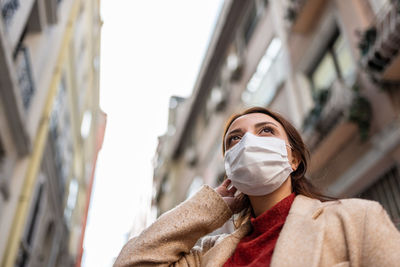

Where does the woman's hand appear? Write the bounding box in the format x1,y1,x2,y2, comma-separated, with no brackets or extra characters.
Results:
215,179,246,214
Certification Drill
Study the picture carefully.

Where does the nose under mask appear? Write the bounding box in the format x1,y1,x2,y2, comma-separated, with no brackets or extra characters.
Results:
224,132,293,196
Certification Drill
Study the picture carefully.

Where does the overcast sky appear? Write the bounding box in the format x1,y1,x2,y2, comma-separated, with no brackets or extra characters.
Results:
82,1,223,266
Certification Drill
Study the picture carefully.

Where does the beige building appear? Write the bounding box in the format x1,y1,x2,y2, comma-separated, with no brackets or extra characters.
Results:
0,0,104,266
153,0,400,232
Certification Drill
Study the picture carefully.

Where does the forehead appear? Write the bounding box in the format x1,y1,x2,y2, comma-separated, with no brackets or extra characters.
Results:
227,113,283,133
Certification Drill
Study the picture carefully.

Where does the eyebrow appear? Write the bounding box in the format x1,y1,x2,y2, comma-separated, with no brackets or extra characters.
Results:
225,121,279,138
254,121,279,128
225,128,244,139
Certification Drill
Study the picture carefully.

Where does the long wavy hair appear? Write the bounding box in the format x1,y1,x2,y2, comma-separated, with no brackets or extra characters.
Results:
222,107,332,228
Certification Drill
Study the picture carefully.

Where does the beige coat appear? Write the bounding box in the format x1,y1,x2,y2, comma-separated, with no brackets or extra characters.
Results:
114,185,400,267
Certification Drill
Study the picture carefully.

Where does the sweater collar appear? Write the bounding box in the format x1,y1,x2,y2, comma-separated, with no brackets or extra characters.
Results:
250,193,296,235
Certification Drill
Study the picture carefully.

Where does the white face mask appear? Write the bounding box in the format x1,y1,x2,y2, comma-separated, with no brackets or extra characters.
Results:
224,132,294,196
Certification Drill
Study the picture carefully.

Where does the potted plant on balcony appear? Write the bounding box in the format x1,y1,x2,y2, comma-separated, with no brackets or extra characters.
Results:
348,85,372,141
302,88,330,132
358,26,377,57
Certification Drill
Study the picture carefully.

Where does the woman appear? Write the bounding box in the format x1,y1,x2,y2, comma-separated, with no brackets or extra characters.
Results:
115,107,400,267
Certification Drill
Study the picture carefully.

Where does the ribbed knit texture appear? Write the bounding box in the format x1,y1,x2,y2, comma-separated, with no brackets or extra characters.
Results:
223,193,295,267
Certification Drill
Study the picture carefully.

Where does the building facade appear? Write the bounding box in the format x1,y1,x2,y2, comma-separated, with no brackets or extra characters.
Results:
0,0,104,266
153,0,400,232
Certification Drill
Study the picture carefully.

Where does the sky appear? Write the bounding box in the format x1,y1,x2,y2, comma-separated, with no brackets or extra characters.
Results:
82,1,224,266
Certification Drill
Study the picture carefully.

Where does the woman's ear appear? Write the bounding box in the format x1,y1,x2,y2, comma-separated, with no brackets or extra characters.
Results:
290,150,301,171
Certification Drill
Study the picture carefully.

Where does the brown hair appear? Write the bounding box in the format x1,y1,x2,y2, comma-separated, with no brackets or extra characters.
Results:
222,107,332,228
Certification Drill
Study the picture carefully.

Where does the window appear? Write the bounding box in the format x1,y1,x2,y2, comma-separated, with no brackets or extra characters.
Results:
242,37,284,106
203,75,224,125
80,110,92,139
15,46,35,110
334,35,356,82
1,0,20,26
156,174,170,205
15,182,44,267
40,221,55,266
64,178,78,223
311,51,337,92
309,30,356,93
49,75,73,197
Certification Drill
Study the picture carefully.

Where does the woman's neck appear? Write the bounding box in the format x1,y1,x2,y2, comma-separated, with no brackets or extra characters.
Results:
248,177,293,217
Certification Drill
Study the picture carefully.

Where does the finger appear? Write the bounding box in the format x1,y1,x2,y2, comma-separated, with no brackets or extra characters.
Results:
228,186,237,195
221,179,231,187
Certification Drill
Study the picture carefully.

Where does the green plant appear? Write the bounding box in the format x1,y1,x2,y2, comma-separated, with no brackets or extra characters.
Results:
302,88,330,130
347,86,372,141
358,27,377,56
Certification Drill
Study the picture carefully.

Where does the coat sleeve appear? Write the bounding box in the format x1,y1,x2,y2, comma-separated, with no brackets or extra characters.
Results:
361,201,400,266
113,185,233,267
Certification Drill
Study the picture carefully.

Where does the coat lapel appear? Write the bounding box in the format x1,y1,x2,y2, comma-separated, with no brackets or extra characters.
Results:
201,221,251,267
270,195,326,267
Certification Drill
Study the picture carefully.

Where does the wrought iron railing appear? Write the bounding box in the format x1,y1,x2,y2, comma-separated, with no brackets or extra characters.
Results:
15,46,35,110
1,0,19,26
49,118,69,198
302,80,372,150
358,1,400,79
49,83,73,199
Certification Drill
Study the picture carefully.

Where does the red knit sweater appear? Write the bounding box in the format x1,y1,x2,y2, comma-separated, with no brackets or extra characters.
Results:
223,193,295,267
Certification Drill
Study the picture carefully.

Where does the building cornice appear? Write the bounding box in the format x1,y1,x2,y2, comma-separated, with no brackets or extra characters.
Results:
171,0,251,159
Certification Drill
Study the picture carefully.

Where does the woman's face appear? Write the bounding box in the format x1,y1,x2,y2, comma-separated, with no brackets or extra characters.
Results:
224,112,299,171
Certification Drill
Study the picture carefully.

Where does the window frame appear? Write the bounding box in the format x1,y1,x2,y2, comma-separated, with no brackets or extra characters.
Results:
307,27,342,93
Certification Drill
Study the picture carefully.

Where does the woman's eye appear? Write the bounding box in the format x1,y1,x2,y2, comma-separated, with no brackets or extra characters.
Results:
227,135,241,146
260,126,273,135
230,135,241,142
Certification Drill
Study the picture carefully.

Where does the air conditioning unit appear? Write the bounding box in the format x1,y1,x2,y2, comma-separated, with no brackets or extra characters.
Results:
184,146,198,167
227,53,244,82
209,86,228,112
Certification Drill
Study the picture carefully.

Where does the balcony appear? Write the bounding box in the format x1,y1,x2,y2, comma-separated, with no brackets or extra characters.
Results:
302,79,372,153
285,0,327,34
302,80,373,174
15,46,35,110
1,0,19,27
358,1,400,82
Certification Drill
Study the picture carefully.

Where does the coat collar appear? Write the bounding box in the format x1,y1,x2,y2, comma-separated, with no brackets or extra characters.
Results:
202,194,326,267
201,220,251,267
270,194,325,267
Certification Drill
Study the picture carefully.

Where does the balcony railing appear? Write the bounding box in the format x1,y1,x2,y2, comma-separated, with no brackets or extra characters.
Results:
302,80,372,151
285,0,326,34
358,1,400,81
49,84,73,199
1,0,19,26
15,46,35,110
